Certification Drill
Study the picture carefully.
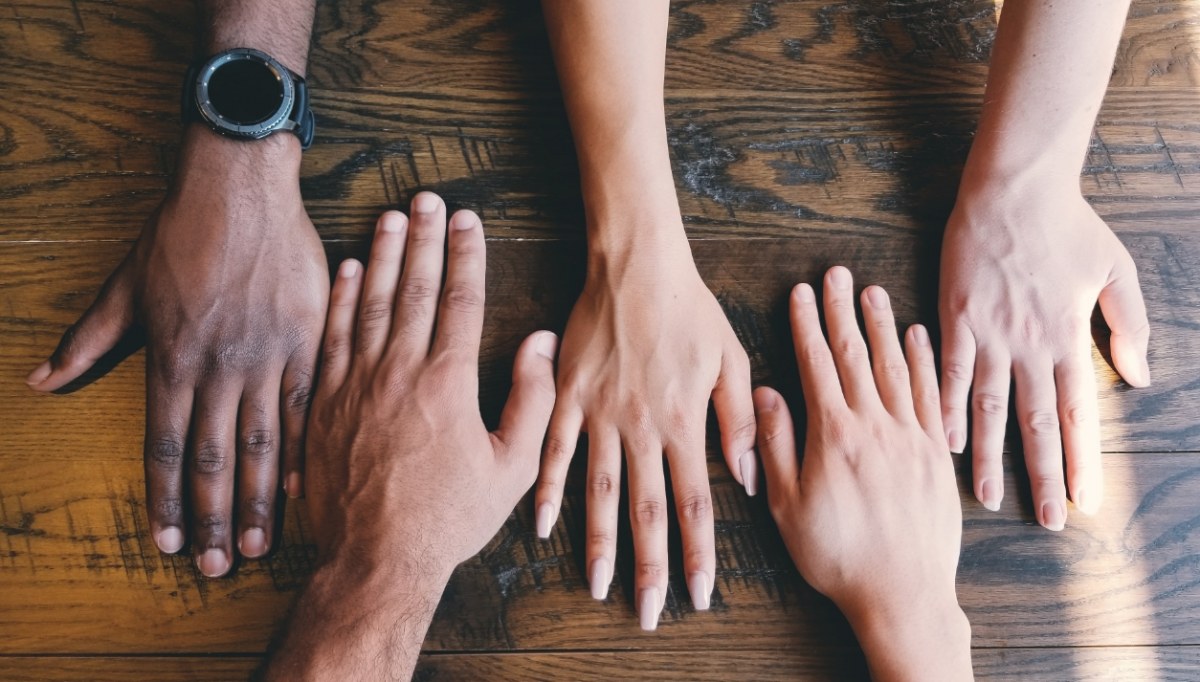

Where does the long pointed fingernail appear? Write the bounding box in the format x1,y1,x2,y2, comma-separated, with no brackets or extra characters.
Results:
155,527,183,554
239,528,267,558
947,429,965,454
639,587,661,631
1040,501,1066,531
1074,487,1099,516
688,572,711,611
25,361,51,386
284,472,303,499
535,502,555,539
979,478,1002,512
589,558,611,600
739,453,757,497
1132,358,1151,388
197,548,230,578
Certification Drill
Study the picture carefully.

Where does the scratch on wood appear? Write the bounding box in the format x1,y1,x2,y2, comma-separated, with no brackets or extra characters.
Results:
68,0,84,31
1154,123,1186,189
378,159,393,206
428,136,442,182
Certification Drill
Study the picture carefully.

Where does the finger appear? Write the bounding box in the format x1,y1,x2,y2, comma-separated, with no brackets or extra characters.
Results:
236,381,282,559
712,341,757,496
1099,249,1151,387
390,191,447,359
789,283,844,410
318,259,364,396
281,343,318,500
355,211,409,363
939,319,976,454
1056,345,1103,516
1014,359,1068,532
970,347,1011,512
753,387,799,509
904,325,943,439
822,266,877,410
861,285,912,419
432,210,486,359
189,385,241,577
144,365,193,555
584,428,621,602
27,256,135,391
665,416,715,612
491,332,559,491
626,437,669,631
534,399,584,540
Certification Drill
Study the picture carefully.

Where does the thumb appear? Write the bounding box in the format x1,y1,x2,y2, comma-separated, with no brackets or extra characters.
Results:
27,256,136,392
1098,250,1150,388
491,331,559,487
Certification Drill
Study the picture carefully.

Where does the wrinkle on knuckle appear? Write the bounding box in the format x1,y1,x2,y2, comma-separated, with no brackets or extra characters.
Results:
193,440,230,475
241,496,273,520
542,436,575,467
587,528,615,548
636,560,666,581
152,497,183,520
876,359,909,381
148,437,185,470
973,392,1008,417
834,337,867,362
400,278,437,305
633,499,666,527
589,472,617,497
1063,403,1092,427
239,429,275,460
942,360,973,384
196,513,229,535
357,299,393,326
677,492,712,524
1024,409,1060,437
286,382,314,413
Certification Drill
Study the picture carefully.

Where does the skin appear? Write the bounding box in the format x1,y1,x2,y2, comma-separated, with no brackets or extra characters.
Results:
535,0,757,629
25,0,325,574
262,195,557,681
941,0,1150,529
756,267,973,681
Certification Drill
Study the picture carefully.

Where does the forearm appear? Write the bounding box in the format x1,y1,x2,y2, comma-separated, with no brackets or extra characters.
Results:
201,0,316,75
963,0,1131,191
845,594,973,682
262,554,450,681
542,0,684,257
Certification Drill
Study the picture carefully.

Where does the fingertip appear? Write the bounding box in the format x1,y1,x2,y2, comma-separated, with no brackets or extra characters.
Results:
155,526,184,554
25,360,52,387
533,330,559,360
411,191,443,214
791,282,815,304
1039,499,1067,532
826,265,852,290
337,258,361,279
377,210,408,233
450,209,482,231
908,324,930,348
285,472,303,499
753,386,780,414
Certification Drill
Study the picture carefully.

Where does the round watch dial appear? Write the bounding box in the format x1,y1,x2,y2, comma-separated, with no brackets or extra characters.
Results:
195,48,296,140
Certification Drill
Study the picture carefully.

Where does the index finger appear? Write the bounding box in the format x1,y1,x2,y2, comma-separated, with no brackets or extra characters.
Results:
789,283,844,410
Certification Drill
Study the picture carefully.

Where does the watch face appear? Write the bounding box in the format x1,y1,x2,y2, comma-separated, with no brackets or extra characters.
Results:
208,59,283,124
195,48,296,139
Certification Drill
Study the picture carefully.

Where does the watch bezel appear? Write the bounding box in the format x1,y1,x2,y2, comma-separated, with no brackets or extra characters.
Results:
194,48,296,140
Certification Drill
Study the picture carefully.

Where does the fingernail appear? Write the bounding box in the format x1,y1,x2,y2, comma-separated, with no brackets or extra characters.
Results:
828,266,851,289
535,502,555,539
239,528,267,558
285,472,302,499
450,211,479,231
535,332,558,360
589,557,611,601
688,571,711,611
380,211,405,232
1041,500,1066,531
155,527,184,554
947,429,965,454
339,259,359,278
739,452,758,497
1074,487,1098,516
793,283,815,303
979,478,1001,512
25,361,51,386
866,286,889,309
413,192,440,214
1134,358,1151,388
911,325,929,346
197,548,230,578
639,587,661,631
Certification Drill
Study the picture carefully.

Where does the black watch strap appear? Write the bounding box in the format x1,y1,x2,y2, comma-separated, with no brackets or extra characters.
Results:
181,55,315,150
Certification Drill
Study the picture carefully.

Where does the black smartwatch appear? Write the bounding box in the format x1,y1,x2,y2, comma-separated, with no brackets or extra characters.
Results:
182,47,315,149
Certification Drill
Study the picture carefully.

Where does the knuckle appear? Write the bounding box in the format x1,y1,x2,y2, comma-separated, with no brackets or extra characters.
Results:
729,414,758,444
357,299,393,326
633,499,666,527
833,337,867,362
147,437,185,470
193,440,230,475
677,492,712,524
322,336,351,360
798,341,831,366
636,560,666,582
588,472,617,497
239,429,275,460
196,513,229,536
876,359,909,381
152,497,183,520
973,392,1008,417
587,528,615,549
400,278,437,305
286,379,314,413
1063,403,1092,427
241,496,273,520
942,360,973,384
1024,409,1060,437
542,436,576,468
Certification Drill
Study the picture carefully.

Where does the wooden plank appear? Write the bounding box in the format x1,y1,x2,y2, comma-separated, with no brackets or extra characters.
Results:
1,237,1198,654
2,647,1199,681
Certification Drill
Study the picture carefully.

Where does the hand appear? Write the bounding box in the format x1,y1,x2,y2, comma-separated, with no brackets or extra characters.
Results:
755,267,971,681
939,184,1150,529
25,128,329,575
534,230,756,629
264,197,557,681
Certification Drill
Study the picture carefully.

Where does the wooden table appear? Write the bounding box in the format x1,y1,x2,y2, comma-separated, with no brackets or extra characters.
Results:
2,1,1198,679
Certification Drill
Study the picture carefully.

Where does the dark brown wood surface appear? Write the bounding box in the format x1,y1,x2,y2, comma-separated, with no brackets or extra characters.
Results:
1,0,1198,679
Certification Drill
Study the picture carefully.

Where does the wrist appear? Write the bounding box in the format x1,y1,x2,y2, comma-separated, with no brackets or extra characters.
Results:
844,590,972,681
959,137,1081,200
178,123,303,177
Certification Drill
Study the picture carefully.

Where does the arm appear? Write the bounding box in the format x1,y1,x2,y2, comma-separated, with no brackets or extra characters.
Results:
939,0,1149,528
262,195,558,679
755,267,973,681
26,0,328,574
533,0,757,628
